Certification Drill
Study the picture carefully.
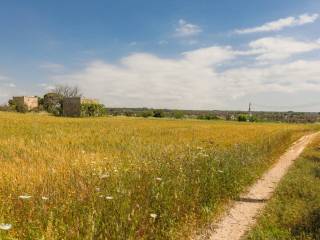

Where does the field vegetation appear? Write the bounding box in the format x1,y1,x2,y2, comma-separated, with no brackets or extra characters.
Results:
0,112,318,239
246,135,320,240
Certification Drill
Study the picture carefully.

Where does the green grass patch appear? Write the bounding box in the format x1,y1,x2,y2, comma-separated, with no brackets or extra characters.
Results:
246,135,320,240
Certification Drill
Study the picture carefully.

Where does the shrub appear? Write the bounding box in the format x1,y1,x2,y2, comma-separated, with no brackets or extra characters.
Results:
15,104,28,113
238,114,248,122
81,103,106,117
124,111,135,117
140,110,154,118
0,104,13,112
173,111,184,119
249,115,258,122
153,109,164,118
44,93,62,115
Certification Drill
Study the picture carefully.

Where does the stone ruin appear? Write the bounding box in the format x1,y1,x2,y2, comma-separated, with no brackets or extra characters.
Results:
12,96,38,110
63,97,99,117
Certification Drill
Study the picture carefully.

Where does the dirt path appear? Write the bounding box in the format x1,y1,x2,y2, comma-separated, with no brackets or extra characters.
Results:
196,132,319,240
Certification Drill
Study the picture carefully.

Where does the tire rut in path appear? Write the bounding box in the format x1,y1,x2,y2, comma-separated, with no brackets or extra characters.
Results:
195,132,319,240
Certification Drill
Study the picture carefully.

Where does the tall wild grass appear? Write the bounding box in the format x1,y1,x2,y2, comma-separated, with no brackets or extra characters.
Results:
0,112,317,239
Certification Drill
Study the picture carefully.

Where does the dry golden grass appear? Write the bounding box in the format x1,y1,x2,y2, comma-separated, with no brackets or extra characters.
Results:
0,112,318,239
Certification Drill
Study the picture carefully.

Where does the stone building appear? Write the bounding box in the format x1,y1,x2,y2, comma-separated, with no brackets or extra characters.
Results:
62,97,81,117
63,97,99,117
12,96,38,110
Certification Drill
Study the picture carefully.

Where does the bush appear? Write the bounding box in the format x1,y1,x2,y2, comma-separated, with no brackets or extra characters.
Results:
173,111,184,119
124,111,135,117
140,110,154,118
238,114,248,122
249,115,258,122
15,104,28,113
153,110,164,118
44,93,62,115
0,104,13,112
237,114,257,122
81,103,106,117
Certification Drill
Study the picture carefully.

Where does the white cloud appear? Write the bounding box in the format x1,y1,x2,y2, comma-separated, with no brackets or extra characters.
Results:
243,37,320,61
235,13,319,34
52,46,233,109
220,60,320,96
175,19,202,37
51,40,320,110
182,46,235,66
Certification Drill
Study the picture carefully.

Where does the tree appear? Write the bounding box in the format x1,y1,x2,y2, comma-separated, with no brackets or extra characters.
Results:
44,85,82,116
43,93,62,115
52,85,82,98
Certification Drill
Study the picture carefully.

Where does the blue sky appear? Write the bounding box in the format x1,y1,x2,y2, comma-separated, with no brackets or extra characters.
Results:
1,0,320,111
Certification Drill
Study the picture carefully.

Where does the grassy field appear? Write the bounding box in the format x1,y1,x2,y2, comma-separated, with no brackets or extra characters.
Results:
245,135,320,240
0,112,318,239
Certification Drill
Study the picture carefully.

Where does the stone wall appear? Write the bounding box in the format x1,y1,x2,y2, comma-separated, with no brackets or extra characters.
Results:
13,96,38,110
63,97,81,117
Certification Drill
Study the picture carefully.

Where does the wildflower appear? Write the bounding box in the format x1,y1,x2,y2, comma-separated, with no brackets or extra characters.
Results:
18,195,31,200
41,196,49,200
150,213,157,219
95,187,100,192
156,177,162,181
106,196,113,200
217,170,224,173
99,173,109,179
0,223,12,230
99,195,104,198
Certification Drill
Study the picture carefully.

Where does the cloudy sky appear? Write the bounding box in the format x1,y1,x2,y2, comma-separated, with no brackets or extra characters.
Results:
1,0,320,111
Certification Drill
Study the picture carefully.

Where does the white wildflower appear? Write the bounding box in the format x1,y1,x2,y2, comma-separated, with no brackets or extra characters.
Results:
99,173,109,179
41,196,49,200
0,223,12,230
150,213,157,219
217,170,224,173
156,177,162,181
18,195,31,200
106,196,113,200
